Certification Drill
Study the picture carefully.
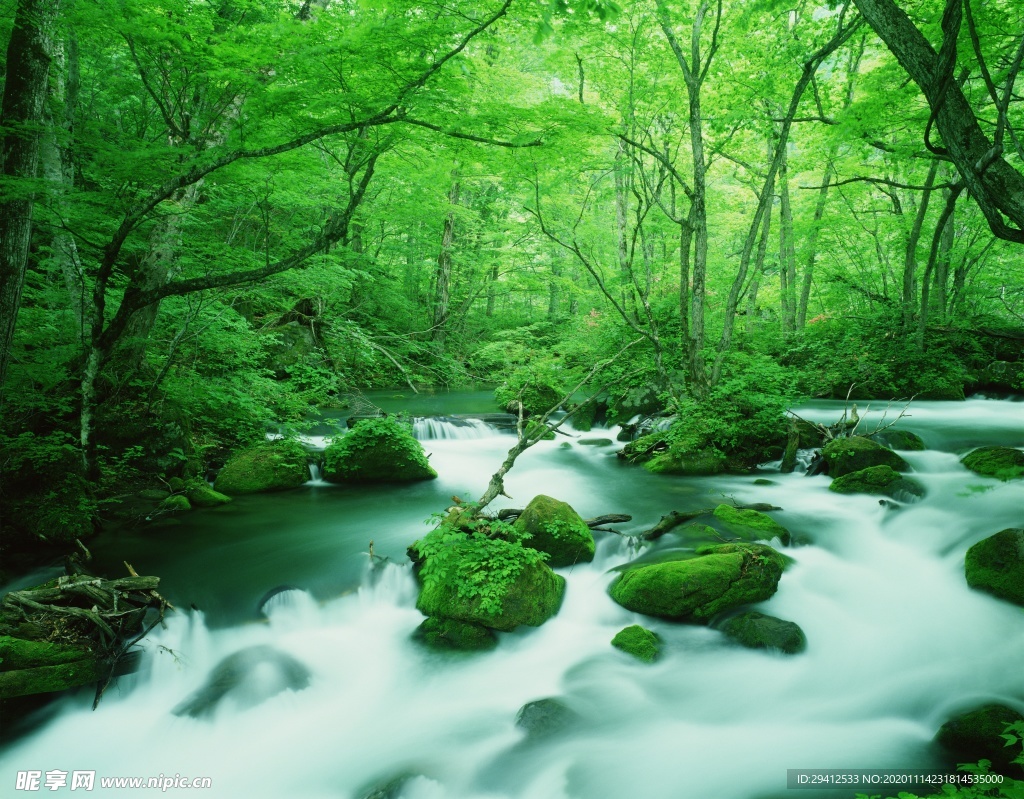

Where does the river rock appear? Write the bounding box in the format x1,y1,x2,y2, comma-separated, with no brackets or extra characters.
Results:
718,611,806,654
0,636,104,699
961,446,1024,481
828,465,925,500
137,488,171,501
214,439,309,495
187,485,232,507
413,617,497,652
158,494,192,512
323,417,436,482
821,436,909,477
712,504,791,545
515,698,580,739
869,429,926,451
611,625,662,663
935,704,1024,775
964,528,1024,606
608,543,786,622
513,495,594,568
494,369,563,416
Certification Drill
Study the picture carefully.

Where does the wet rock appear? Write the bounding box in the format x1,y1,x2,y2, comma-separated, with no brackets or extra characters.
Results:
608,543,786,622
214,439,309,495
137,488,171,501
712,504,791,545
965,528,1024,606
961,446,1024,481
821,436,909,477
829,465,926,500
515,698,581,739
413,617,498,652
323,417,436,483
513,495,594,568
158,494,192,512
718,611,806,654
869,429,926,451
610,625,661,663
578,438,614,447
936,704,1024,776
186,485,232,507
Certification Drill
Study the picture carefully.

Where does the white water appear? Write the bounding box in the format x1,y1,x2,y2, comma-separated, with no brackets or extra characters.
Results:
3,400,1023,799
412,417,500,440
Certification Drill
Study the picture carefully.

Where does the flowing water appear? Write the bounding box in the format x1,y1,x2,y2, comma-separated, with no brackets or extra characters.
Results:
2,395,1023,799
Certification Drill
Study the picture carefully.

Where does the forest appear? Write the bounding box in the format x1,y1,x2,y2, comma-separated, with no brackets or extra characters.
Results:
1,0,1023,797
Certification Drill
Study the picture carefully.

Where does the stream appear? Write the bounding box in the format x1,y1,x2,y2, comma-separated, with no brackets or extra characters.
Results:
1,393,1022,799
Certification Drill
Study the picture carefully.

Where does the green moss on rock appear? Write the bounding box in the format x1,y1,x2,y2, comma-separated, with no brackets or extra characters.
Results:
828,465,926,499
611,625,662,663
515,698,580,739
644,449,726,476
187,485,232,507
0,636,103,699
413,617,497,651
821,436,909,477
719,611,806,654
322,417,436,483
608,543,785,622
513,495,594,568
214,439,309,495
869,429,926,451
965,528,1024,606
936,704,1024,775
158,494,192,512
712,504,791,545
961,446,1024,481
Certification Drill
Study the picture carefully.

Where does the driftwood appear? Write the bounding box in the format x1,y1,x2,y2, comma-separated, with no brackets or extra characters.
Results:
643,503,783,541
496,509,633,528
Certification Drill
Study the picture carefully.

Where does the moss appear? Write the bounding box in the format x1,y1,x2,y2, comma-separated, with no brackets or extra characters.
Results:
186,485,232,507
158,494,192,512
0,636,103,699
412,617,497,651
821,435,909,477
712,504,791,545
515,698,580,739
936,704,1024,776
495,368,564,416
214,439,309,495
961,446,1024,481
719,611,806,654
322,417,436,483
167,477,186,492
964,528,1024,606
608,543,785,622
137,488,171,501
611,625,662,663
644,449,726,476
513,495,595,568
869,429,926,451
524,420,556,441
828,465,926,499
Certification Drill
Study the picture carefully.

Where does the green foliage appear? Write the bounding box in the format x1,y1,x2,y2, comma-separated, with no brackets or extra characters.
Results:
322,417,436,483
495,360,567,416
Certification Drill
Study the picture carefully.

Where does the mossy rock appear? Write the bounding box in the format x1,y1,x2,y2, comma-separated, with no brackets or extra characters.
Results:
513,495,594,568
515,698,581,739
644,448,726,476
869,429,926,451
821,436,909,477
961,446,1024,481
568,400,599,432
608,543,786,622
964,528,1024,606
0,636,103,699
935,704,1024,776
611,625,662,663
495,369,564,417
413,617,497,651
524,420,555,441
167,477,186,493
828,465,926,500
186,485,232,508
137,488,171,501
322,417,436,483
214,439,309,495
718,611,806,654
712,504,791,545
158,494,192,512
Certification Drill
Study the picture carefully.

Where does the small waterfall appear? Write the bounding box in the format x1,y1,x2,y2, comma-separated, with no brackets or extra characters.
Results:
412,416,501,440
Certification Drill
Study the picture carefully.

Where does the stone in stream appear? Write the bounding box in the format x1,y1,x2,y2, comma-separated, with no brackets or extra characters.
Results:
610,625,662,663
712,504,791,545
186,485,232,507
821,436,909,477
214,439,309,495
964,528,1024,607
828,465,925,500
322,417,436,482
157,494,191,512
717,611,806,654
608,543,786,622
869,429,926,451
512,494,595,568
935,704,1024,776
412,617,497,652
961,446,1024,481
515,697,581,739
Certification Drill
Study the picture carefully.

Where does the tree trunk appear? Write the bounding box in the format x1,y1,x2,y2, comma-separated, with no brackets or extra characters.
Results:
432,172,460,348
796,162,832,329
778,147,797,333
901,160,938,331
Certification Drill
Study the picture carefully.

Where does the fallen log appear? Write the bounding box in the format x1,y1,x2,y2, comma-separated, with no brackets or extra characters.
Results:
643,503,783,541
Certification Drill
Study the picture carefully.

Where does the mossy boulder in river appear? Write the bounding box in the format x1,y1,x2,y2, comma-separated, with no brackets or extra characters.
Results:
323,417,436,483
608,543,786,622
821,436,909,477
611,625,662,663
712,504,791,545
961,446,1024,481
187,485,232,507
964,528,1024,606
412,617,497,652
214,439,309,495
935,704,1024,776
0,636,104,699
828,465,925,500
513,495,594,568
158,494,192,512
718,611,806,654
869,429,926,451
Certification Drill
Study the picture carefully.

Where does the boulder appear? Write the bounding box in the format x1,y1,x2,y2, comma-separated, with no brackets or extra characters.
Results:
512,495,595,568
578,438,614,447
961,446,1024,481
608,543,786,622
611,625,662,663
0,636,103,699
935,704,1024,776
964,528,1024,606
214,439,309,495
158,494,192,512
828,465,926,500
413,617,497,652
869,429,926,451
645,449,726,476
137,488,171,501
821,436,909,477
187,485,232,507
495,368,563,417
515,698,580,739
718,611,806,654
323,418,436,483
712,504,791,545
